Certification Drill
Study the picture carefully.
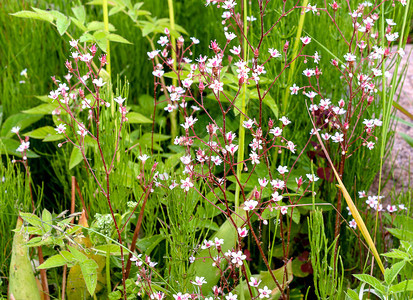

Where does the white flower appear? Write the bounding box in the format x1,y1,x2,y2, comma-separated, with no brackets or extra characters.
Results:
180,177,194,191
271,191,282,202
258,177,268,188
16,141,30,152
349,219,357,229
249,277,261,287
306,174,319,182
258,286,271,299
153,70,165,78
225,144,238,155
147,50,160,59
192,276,207,286
92,78,106,87
55,124,66,134
243,200,258,211
270,127,282,137
280,206,288,215
77,123,88,137
138,154,150,162
279,116,291,126
237,227,248,237
114,96,126,105
11,126,20,134
190,37,200,44
225,293,238,300
290,84,299,95
269,48,281,58
277,165,288,175
157,36,169,47
300,36,311,45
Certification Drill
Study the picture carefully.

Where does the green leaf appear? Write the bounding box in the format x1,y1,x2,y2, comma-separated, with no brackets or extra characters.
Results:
382,249,410,260
11,10,53,23
389,280,413,293
41,209,53,232
109,6,125,16
56,14,71,35
24,126,56,140
387,228,413,241
1,113,42,138
72,5,86,24
43,134,65,142
93,244,122,255
67,245,88,263
87,21,115,32
38,253,70,269
70,17,88,32
126,112,152,124
69,147,84,170
22,103,59,115
80,259,99,296
345,289,359,300
353,274,386,294
136,234,165,255
106,33,132,44
399,132,413,148
20,212,42,228
384,261,405,285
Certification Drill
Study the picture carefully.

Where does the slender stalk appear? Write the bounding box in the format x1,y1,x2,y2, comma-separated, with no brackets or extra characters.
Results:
167,0,178,141
102,0,111,79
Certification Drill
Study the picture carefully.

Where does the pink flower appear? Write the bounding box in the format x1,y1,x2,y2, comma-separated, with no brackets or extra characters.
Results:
192,276,207,286
349,219,357,229
249,277,261,287
300,36,311,45
280,206,288,215
268,48,281,58
237,227,248,238
180,177,194,191
290,84,299,95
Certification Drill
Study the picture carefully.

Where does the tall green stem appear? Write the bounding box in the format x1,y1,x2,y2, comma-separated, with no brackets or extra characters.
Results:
235,0,248,215
168,0,178,141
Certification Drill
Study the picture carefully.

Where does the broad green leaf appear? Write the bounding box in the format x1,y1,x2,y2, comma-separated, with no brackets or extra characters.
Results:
19,212,42,228
106,33,132,44
67,245,88,263
93,244,121,255
387,228,413,241
56,14,71,35
1,113,42,138
353,274,386,294
43,134,65,142
389,280,413,293
70,17,88,32
126,112,152,124
41,209,53,232
9,218,42,300
80,259,99,296
109,6,125,16
384,261,405,285
345,289,359,300
69,147,84,170
87,21,116,32
72,5,86,24
22,103,59,115
11,10,53,23
382,249,410,260
24,126,56,140
38,253,70,269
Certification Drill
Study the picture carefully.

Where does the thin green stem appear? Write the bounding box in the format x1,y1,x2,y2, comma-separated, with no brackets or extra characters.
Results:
168,0,178,141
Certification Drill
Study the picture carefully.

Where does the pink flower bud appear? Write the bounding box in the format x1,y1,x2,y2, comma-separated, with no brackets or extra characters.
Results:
268,119,274,128
283,41,289,53
100,55,107,66
367,95,374,105
89,44,97,55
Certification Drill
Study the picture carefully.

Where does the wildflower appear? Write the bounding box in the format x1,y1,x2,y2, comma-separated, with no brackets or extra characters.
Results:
209,80,224,93
321,133,331,140
270,127,282,136
69,39,78,48
157,36,169,47
269,48,281,58
181,116,198,130
366,196,378,208
11,126,20,134
20,68,28,77
114,96,126,105
249,138,262,151
225,293,238,300
358,191,367,198
349,219,357,229
147,50,160,59
279,116,291,126
201,240,213,249
305,3,317,14
55,124,66,134
138,154,150,162
225,32,237,41
258,177,269,188
249,277,261,287
243,119,254,129
231,250,247,266
92,78,106,87
344,53,356,62
225,144,238,155
271,179,285,190
314,51,321,63
192,276,207,286
80,53,93,62
150,292,165,300
152,70,165,78
214,237,224,247
259,286,271,299
303,68,315,77
190,37,200,44
247,15,257,22
287,141,296,153
300,36,312,45
271,191,282,202
180,177,194,191
387,205,397,213
244,200,258,211
16,141,30,152
238,227,248,238
306,174,319,182
331,132,344,143
277,165,288,175
280,206,288,215
77,123,88,137
290,83,299,95
211,156,223,166
366,142,375,150
249,151,260,165
222,0,237,9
